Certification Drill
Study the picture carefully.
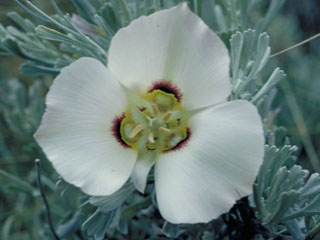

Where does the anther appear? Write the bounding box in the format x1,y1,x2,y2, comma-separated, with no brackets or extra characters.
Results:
137,107,152,120
148,132,155,143
129,124,146,138
163,112,171,122
152,103,159,115
159,127,171,133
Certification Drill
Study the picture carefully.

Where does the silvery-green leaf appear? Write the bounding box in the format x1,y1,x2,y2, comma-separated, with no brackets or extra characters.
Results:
202,231,215,240
256,0,286,33
36,25,97,51
299,173,320,198
82,210,116,240
20,62,60,75
56,212,86,238
90,181,135,213
7,11,35,32
230,31,243,82
121,196,152,220
283,194,320,220
252,68,286,104
247,33,270,82
99,2,119,32
283,218,305,240
162,221,180,238
264,190,299,225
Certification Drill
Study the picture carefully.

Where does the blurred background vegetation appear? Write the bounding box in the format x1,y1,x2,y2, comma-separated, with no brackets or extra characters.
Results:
271,1,320,172
0,0,319,239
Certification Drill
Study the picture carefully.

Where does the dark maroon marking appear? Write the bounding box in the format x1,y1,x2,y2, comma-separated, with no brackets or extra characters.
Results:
111,114,130,149
177,118,181,126
164,128,191,153
148,80,182,102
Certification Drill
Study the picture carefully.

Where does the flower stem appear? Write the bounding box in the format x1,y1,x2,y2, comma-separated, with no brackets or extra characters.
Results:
35,159,60,240
270,32,320,58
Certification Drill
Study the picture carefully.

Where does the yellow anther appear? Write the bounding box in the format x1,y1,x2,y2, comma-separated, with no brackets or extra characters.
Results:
148,132,155,143
159,127,171,133
137,107,154,122
137,107,147,116
152,103,159,115
129,124,146,138
163,112,171,122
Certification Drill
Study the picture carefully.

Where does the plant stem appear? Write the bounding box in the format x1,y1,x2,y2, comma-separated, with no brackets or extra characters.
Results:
35,159,60,240
271,32,320,58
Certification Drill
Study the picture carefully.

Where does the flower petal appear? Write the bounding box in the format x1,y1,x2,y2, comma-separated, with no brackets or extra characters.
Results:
131,148,157,194
155,100,264,223
108,3,230,109
34,57,136,196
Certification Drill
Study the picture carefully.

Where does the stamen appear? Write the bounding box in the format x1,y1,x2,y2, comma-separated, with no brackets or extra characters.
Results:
137,107,153,122
129,124,146,138
148,132,155,143
152,103,159,115
159,127,171,133
163,112,171,122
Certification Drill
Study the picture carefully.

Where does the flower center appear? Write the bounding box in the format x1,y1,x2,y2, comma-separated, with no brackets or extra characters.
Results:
114,89,191,153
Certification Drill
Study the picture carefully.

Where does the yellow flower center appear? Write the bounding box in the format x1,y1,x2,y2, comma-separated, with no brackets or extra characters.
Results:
119,89,190,153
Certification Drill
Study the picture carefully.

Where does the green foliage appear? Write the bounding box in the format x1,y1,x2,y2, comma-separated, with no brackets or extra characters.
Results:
253,144,320,239
1,0,320,239
90,182,135,213
229,29,287,103
0,12,72,74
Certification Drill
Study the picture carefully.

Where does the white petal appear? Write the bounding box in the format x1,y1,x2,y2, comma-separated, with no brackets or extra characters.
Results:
108,3,230,109
155,100,264,223
34,57,136,196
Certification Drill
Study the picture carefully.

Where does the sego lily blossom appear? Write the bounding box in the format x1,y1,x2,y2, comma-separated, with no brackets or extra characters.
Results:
34,4,264,224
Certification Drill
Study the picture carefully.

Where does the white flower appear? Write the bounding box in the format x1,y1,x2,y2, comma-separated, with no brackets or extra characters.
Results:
34,3,264,224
